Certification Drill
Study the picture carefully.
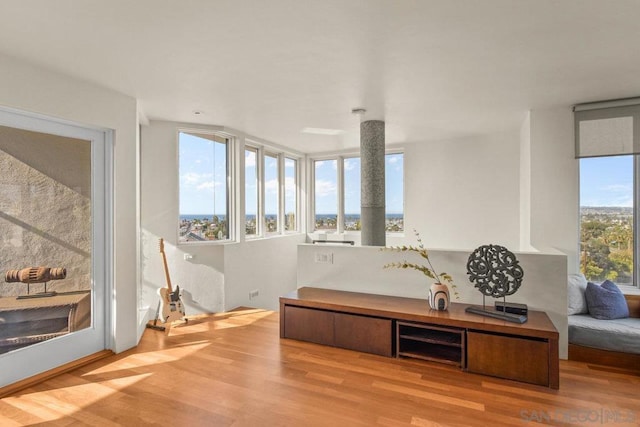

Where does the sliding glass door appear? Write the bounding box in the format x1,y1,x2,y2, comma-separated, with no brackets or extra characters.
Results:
0,108,110,387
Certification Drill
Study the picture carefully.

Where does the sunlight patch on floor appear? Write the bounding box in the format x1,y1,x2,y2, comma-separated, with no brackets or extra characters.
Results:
83,342,211,375
163,308,274,335
1,372,151,424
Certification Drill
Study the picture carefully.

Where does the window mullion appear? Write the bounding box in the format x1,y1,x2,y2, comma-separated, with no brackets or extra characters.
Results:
258,146,265,237
635,155,639,288
309,158,316,232
337,156,344,234
278,154,285,234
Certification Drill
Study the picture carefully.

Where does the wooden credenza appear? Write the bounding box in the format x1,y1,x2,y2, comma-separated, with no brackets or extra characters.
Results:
280,287,559,389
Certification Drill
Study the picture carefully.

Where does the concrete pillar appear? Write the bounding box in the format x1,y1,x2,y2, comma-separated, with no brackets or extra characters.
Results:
360,120,385,246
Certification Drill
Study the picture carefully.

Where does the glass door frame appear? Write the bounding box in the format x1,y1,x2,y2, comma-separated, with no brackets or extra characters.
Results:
0,106,113,388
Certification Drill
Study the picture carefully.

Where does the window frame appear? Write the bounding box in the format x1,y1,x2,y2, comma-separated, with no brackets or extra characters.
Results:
309,149,405,235
284,156,300,233
263,151,281,235
243,139,302,240
244,144,260,239
578,154,638,289
177,129,235,245
635,155,639,289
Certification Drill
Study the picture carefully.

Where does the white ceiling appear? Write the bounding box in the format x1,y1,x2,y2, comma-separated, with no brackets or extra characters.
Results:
1,0,640,153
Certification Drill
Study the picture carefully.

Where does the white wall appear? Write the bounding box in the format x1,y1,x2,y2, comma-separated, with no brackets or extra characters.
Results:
0,55,139,357
141,121,226,316
403,131,521,250
309,131,522,250
298,244,568,358
529,108,579,273
141,120,305,317
519,112,534,251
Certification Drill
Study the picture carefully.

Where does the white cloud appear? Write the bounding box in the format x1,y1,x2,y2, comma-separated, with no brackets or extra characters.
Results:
245,152,256,167
315,179,336,197
600,184,632,193
388,156,399,164
196,181,221,191
266,158,277,168
284,177,296,198
265,178,279,194
315,160,337,170
180,172,213,187
344,158,358,171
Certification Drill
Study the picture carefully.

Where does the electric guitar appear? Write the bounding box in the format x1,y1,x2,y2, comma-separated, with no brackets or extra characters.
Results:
158,238,185,323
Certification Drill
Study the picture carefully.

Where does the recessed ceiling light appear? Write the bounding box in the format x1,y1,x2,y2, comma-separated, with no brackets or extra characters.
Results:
301,127,344,136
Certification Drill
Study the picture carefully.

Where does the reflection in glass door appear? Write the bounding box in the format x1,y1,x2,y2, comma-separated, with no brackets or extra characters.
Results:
0,109,109,387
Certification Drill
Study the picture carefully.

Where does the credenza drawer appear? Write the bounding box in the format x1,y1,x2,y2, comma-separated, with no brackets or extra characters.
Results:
466,331,550,387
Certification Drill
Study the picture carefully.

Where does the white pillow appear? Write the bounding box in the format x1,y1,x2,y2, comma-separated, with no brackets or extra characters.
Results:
568,273,588,315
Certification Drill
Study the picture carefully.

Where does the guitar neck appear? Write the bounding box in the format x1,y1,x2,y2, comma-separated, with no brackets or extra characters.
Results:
160,245,174,294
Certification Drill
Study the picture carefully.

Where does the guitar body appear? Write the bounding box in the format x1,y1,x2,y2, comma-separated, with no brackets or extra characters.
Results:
157,238,186,323
158,285,185,323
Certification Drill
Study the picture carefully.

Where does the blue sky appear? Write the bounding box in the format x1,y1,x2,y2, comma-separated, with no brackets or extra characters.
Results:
179,132,228,215
180,133,404,216
315,153,404,215
580,155,632,207
245,152,296,216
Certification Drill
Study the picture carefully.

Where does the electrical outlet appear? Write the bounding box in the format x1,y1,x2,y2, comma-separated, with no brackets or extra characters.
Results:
249,289,259,300
183,253,194,260
314,252,334,264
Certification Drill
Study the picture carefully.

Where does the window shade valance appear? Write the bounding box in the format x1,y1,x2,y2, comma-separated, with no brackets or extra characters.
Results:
574,97,640,158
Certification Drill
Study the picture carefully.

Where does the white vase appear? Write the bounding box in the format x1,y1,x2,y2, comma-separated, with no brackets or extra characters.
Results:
428,283,450,311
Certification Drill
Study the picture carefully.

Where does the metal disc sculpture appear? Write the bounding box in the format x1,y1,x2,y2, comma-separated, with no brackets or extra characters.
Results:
465,244,527,323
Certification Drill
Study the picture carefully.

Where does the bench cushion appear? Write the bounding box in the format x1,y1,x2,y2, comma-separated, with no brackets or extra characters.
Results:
568,314,640,354
567,273,588,315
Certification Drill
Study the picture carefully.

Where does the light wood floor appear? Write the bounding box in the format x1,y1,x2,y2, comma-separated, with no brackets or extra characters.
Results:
1,308,639,426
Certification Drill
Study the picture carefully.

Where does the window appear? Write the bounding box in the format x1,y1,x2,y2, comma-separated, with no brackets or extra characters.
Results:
245,147,258,237
284,157,298,231
580,156,634,285
575,98,640,288
343,157,361,231
264,153,279,234
314,159,338,231
178,131,230,243
385,153,404,232
313,153,404,233
245,145,299,238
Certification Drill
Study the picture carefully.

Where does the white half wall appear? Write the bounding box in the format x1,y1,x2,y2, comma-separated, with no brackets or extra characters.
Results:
298,244,568,358
225,234,306,312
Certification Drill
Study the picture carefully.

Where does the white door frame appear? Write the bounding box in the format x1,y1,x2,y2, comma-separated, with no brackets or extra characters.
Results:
0,107,113,387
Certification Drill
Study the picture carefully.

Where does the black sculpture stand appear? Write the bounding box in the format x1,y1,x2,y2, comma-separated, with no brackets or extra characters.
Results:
466,244,527,324
465,306,527,324
16,282,57,300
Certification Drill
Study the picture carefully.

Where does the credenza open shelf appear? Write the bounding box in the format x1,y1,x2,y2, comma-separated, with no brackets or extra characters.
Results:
280,287,559,389
396,321,466,368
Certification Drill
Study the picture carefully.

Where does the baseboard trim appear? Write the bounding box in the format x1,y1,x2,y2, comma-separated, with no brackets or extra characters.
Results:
0,349,114,398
